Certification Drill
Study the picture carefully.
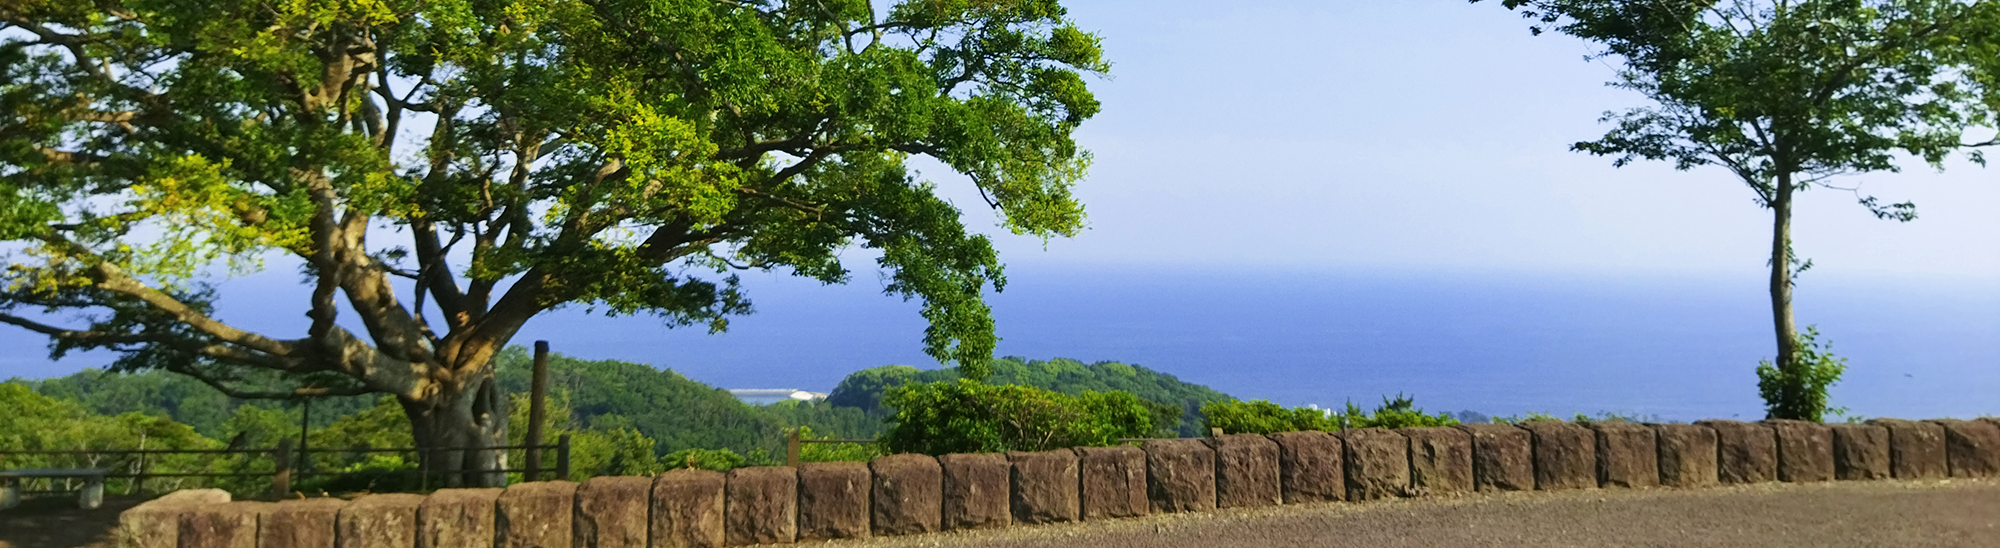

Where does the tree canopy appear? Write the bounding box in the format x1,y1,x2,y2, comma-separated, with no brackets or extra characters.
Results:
0,0,1107,478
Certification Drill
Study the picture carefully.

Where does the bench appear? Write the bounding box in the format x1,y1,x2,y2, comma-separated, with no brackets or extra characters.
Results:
1,468,110,510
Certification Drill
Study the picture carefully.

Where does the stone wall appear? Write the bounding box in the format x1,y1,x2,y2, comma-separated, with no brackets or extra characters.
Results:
120,417,2000,547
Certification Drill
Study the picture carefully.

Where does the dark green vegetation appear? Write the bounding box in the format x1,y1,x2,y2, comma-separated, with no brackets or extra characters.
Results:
1199,395,1459,435
831,357,1233,437
1480,0,2000,421
879,380,1157,455
0,0,1107,484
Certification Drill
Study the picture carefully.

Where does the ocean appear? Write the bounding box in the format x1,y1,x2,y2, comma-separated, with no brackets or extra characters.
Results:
5,264,1995,422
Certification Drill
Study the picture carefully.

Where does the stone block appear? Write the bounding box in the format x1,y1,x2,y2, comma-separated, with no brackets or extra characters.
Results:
1519,421,1595,490
1588,421,1658,488
1829,423,1891,481
575,476,651,548
118,489,233,548
1651,423,1718,488
1455,424,1532,492
1267,431,1344,503
724,467,796,545
1697,420,1776,484
796,462,870,541
1869,418,1947,480
1075,446,1148,520
499,481,579,548
180,501,272,548
1399,427,1471,496
1765,419,1834,483
938,453,1010,530
262,498,347,548
869,454,940,536
1141,439,1215,513
1929,419,2000,478
338,494,424,548
1007,450,1080,524
419,488,502,548
1206,434,1281,508
650,469,725,548
1341,428,1410,500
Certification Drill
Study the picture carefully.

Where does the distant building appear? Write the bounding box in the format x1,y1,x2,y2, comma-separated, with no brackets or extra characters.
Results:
727,389,829,406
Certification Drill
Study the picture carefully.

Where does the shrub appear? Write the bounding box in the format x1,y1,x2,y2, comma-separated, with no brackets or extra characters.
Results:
1757,326,1848,422
879,380,1154,455
1200,400,1335,434
1341,394,1459,429
660,448,751,471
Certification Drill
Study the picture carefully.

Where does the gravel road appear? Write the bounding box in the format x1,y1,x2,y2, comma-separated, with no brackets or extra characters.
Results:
845,479,2000,548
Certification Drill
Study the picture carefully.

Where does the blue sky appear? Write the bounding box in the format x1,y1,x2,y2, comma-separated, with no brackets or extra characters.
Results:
6,1,1997,414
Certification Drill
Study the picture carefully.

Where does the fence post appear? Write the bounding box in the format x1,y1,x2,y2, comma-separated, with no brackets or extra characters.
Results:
786,429,802,467
555,434,571,481
526,340,550,481
271,439,293,499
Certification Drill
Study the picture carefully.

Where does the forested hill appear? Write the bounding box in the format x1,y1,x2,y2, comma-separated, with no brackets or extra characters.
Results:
10,352,1236,454
829,357,1234,437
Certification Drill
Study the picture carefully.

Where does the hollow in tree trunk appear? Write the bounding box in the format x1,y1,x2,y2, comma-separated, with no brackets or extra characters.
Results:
402,367,509,487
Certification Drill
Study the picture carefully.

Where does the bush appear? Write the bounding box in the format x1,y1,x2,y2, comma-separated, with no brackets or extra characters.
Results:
1757,326,1848,422
1340,394,1459,429
879,380,1154,455
1200,400,1335,434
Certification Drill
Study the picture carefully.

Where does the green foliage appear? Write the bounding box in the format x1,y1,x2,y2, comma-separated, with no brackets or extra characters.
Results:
879,380,1153,455
659,448,753,472
1756,326,1849,422
1338,394,1460,430
829,357,1229,437
1200,400,1335,435
495,348,789,455
796,426,889,464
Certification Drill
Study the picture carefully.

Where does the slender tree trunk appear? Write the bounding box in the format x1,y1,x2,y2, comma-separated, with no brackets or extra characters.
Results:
402,367,509,487
1768,171,1799,375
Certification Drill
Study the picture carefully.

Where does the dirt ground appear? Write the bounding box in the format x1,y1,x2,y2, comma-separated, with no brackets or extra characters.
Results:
0,495,142,548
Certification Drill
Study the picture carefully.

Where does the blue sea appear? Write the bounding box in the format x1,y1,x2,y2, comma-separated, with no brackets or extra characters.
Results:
5,264,1996,422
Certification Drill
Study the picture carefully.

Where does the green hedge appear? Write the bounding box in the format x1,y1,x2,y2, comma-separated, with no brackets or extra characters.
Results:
1201,394,1458,434
879,380,1155,455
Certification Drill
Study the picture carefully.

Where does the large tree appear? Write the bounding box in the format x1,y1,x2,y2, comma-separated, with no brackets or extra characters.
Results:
0,0,1104,484
1480,0,1994,419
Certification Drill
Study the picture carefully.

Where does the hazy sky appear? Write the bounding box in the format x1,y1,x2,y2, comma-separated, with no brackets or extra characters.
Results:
6,1,1997,386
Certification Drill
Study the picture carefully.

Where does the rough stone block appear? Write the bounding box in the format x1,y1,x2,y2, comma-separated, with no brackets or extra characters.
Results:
575,476,651,548
1765,419,1834,483
1455,424,1532,492
1588,421,1658,488
180,501,273,548
419,488,502,548
1929,419,2000,478
1007,450,1080,524
499,481,579,548
796,462,870,541
1399,427,1471,496
1206,434,1281,508
724,467,796,545
262,498,347,548
869,454,940,536
1341,428,1410,500
1651,423,1718,488
338,494,424,548
1869,418,1947,480
938,453,1010,530
1268,431,1344,503
1697,420,1775,484
1519,421,1595,490
1141,439,1215,513
650,469,725,548
1075,446,1148,520
118,489,233,548
1829,423,1891,481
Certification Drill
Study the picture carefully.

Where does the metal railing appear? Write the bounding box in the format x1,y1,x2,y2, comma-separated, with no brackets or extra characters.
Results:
0,436,569,498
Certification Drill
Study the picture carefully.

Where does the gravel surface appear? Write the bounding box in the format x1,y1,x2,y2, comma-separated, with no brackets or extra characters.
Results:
839,479,2000,548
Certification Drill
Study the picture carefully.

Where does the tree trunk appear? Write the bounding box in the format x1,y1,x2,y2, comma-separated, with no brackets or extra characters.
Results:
1768,172,1799,376
402,367,509,487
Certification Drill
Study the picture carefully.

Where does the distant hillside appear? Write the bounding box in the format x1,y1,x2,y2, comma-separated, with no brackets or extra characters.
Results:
828,356,1235,437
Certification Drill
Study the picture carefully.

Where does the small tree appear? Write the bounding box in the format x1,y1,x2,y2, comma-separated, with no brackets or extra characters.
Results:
0,0,1105,485
1481,0,1993,420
